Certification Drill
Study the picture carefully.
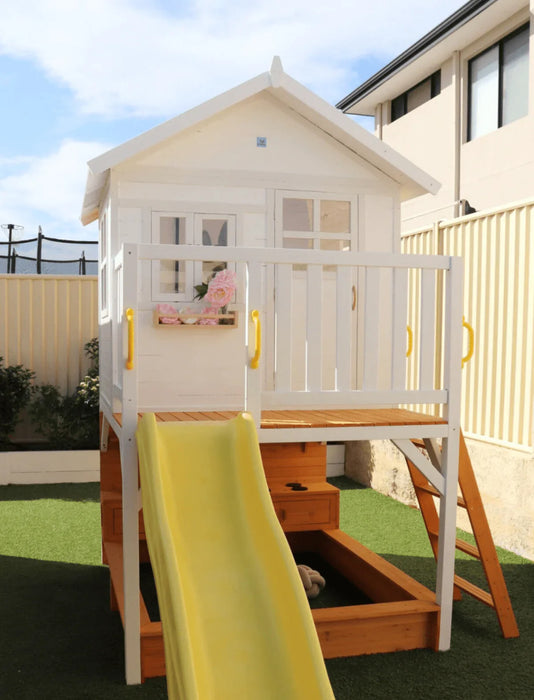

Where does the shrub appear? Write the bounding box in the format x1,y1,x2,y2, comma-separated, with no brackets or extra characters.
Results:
29,338,99,450
0,358,35,450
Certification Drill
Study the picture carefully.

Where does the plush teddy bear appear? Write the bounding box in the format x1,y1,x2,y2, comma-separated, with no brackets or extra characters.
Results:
297,564,325,599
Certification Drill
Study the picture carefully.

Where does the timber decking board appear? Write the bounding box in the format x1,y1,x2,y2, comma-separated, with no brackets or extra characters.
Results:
112,408,446,429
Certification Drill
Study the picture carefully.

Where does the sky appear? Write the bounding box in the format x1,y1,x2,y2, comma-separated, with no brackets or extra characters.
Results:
0,0,468,260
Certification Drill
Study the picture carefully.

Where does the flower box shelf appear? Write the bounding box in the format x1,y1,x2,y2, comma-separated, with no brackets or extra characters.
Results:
153,310,238,328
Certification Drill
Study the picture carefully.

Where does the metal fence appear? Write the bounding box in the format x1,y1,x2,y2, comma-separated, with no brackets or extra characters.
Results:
0,225,97,276
402,199,534,450
0,274,98,396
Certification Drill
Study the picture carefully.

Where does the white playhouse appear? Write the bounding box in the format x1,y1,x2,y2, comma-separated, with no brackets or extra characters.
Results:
82,58,517,687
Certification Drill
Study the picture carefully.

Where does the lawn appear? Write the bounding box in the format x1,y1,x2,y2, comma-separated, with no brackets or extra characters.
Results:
0,479,532,699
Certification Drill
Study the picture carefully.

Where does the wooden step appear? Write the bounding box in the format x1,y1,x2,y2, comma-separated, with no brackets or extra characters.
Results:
454,575,494,608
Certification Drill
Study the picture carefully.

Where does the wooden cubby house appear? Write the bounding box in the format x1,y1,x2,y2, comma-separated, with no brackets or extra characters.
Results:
82,58,517,685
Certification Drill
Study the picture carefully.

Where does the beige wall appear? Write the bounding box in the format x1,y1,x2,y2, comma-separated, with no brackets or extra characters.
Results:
380,56,458,229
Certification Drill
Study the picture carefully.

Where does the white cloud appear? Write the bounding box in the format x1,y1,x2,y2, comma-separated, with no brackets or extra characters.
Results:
0,0,467,118
0,140,109,241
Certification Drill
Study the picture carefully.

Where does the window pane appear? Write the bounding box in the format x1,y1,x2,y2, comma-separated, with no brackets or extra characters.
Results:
320,239,350,252
201,219,228,283
391,94,405,121
201,219,228,246
407,78,431,112
159,217,185,294
283,198,313,231
469,46,499,139
320,200,350,233
100,269,107,310
503,27,529,126
282,237,314,249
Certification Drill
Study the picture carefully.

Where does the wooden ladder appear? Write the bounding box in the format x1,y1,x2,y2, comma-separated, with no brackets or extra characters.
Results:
405,431,519,639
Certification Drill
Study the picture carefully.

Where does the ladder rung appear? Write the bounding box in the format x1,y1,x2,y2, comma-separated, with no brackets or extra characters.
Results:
455,538,481,559
454,575,495,608
415,483,467,508
426,531,481,560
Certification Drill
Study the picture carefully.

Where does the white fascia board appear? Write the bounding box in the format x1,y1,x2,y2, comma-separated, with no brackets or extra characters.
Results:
81,170,108,225
81,70,273,225
88,71,272,176
273,72,440,199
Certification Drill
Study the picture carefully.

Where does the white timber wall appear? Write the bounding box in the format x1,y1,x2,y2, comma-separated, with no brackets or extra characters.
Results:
102,91,400,412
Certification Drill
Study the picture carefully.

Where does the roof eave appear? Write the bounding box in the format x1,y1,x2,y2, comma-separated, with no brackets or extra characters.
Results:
337,0,498,114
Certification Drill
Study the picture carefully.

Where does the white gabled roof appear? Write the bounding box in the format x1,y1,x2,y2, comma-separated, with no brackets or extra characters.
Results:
81,57,440,225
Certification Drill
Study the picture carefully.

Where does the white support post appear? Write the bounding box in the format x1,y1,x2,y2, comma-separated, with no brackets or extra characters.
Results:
120,244,142,684
435,256,464,651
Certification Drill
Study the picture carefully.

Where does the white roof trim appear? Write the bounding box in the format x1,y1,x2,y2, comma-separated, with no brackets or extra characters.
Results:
81,57,439,225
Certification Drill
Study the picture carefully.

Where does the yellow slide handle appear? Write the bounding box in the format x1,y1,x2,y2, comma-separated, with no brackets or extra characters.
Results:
125,308,135,370
406,325,413,358
462,317,474,368
250,309,261,370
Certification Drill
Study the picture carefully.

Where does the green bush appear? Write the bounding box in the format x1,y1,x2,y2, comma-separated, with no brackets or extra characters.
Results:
0,358,35,450
29,338,99,450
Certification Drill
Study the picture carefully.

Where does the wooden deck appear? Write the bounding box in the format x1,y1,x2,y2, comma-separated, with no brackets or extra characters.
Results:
113,407,446,429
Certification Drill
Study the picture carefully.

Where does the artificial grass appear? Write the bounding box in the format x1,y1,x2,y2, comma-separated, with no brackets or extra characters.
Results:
0,479,532,699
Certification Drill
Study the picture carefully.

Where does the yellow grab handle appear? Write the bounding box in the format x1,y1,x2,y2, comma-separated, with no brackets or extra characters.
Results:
406,325,413,358
462,317,474,368
250,309,261,370
125,308,134,370
352,285,357,311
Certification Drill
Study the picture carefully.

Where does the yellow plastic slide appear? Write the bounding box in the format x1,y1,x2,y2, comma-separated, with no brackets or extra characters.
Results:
136,412,334,700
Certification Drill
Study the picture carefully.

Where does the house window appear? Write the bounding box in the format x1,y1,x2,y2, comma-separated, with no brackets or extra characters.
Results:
391,71,441,122
278,194,355,252
151,212,235,301
468,23,529,141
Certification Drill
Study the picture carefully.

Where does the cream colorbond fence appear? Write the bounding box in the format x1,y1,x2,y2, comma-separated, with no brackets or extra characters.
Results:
402,199,534,450
0,275,98,395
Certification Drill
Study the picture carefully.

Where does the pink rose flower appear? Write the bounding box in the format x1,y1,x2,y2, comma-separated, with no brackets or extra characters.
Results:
205,269,237,308
156,303,177,315
199,305,219,325
156,303,180,324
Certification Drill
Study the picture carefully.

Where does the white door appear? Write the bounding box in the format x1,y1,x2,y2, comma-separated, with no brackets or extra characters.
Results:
273,192,360,393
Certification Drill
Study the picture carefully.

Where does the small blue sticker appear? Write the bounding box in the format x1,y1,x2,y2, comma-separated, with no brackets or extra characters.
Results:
257,137,267,147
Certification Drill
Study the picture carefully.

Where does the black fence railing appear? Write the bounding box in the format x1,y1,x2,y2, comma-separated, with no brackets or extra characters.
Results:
0,225,98,275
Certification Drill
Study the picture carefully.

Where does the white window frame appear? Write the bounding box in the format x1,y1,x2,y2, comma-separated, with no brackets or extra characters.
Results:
274,191,358,251
151,211,236,302
467,22,530,141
